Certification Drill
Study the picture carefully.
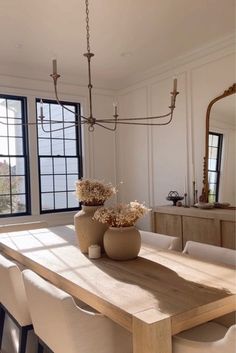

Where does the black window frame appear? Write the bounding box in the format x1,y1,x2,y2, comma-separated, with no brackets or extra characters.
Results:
0,94,31,218
208,131,223,203
36,98,83,214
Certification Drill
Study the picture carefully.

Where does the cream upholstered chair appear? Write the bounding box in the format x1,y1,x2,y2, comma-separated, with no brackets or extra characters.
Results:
173,322,236,353
22,269,132,353
183,240,236,266
140,230,181,251
172,241,236,352
0,254,33,353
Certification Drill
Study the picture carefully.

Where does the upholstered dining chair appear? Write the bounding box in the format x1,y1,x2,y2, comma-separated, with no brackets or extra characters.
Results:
0,254,33,353
140,230,181,251
183,240,236,266
22,269,132,353
172,241,236,352
173,322,236,353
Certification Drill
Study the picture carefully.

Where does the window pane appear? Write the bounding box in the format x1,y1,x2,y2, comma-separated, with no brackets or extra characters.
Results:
0,195,10,214
41,193,54,210
12,194,26,213
212,135,219,147
67,158,78,174
209,147,217,159
54,158,66,174
0,117,8,136
0,137,9,155
9,137,23,155
41,175,54,192
67,174,77,190
11,157,25,175
54,175,66,191
65,139,76,155
0,177,10,194
209,158,217,171
39,139,51,155
52,139,64,155
55,192,66,209
40,158,53,174
8,100,22,118
0,158,9,175
8,121,22,137
68,191,78,208
11,176,25,194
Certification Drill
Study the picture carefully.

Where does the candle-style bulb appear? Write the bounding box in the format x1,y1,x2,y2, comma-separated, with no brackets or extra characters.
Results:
173,78,177,92
52,59,57,75
40,99,44,118
113,102,118,115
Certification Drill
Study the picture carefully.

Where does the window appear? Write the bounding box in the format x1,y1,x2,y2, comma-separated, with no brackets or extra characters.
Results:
0,95,30,217
36,99,82,213
208,132,223,203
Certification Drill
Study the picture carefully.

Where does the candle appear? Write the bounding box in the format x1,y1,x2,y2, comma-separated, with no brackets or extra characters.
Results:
173,78,177,92
40,99,44,117
52,59,57,75
184,177,187,194
192,162,195,182
88,244,101,259
113,102,118,116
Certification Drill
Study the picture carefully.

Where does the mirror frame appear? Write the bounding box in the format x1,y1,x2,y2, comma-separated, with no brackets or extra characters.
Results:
200,83,236,202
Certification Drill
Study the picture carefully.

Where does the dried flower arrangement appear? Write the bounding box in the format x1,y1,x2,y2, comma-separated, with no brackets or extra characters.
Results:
93,201,150,227
75,179,116,206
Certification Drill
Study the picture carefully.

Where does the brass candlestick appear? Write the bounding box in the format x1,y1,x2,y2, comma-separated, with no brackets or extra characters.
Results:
192,181,196,205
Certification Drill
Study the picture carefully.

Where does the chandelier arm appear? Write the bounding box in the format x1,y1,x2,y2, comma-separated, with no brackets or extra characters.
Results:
52,81,90,122
100,113,174,126
96,111,172,123
94,121,118,131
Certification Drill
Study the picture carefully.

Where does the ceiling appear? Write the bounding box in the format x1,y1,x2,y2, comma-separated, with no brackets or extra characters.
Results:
0,0,235,89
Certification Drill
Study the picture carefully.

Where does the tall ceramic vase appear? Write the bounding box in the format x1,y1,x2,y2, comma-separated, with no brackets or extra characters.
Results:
74,205,108,254
103,226,141,260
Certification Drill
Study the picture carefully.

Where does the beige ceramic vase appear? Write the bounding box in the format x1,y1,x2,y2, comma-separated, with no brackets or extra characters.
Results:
103,226,141,260
74,205,108,254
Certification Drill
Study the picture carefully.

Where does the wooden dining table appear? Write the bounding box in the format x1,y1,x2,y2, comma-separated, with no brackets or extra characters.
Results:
0,225,235,353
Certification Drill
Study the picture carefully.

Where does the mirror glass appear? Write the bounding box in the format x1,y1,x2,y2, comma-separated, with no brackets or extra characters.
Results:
208,94,236,205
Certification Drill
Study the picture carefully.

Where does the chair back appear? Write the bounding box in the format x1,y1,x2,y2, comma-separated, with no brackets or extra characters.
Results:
22,269,116,353
140,231,181,251
0,254,31,326
183,241,236,267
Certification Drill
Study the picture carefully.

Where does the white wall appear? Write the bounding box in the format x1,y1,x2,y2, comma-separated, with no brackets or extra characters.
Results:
0,75,116,226
116,39,235,229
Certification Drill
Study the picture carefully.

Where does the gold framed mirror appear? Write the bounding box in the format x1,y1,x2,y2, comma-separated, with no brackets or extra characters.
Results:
201,83,236,204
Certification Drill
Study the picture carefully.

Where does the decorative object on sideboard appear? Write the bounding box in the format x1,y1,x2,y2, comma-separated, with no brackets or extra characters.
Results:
166,191,184,206
183,193,189,208
194,202,214,210
74,179,116,253
94,201,150,260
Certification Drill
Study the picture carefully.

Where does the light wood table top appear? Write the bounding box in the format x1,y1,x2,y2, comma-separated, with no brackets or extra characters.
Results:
0,225,235,353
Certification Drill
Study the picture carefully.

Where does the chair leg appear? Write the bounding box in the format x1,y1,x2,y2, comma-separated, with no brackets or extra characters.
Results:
19,326,28,353
0,306,5,349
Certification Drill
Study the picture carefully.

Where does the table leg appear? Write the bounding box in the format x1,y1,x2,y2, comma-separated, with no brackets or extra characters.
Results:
133,310,172,353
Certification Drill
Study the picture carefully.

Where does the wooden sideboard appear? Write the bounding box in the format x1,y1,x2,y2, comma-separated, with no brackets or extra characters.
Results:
152,206,236,250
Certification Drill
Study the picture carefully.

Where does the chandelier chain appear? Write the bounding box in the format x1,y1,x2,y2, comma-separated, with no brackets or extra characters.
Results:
85,0,90,53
